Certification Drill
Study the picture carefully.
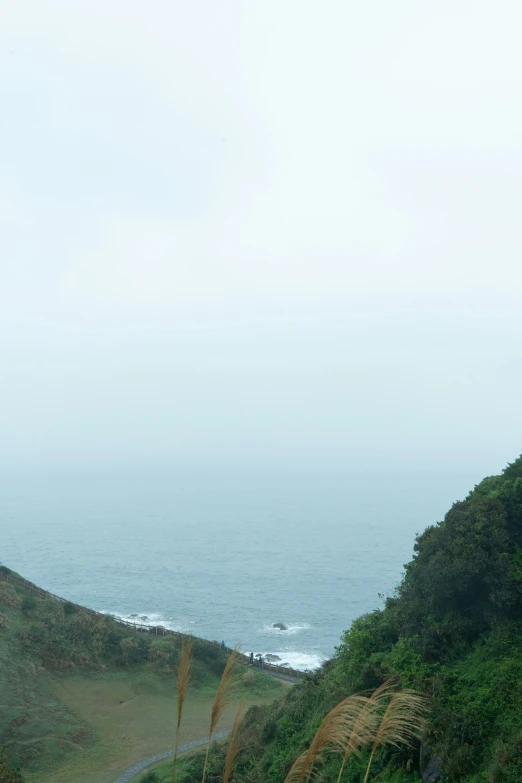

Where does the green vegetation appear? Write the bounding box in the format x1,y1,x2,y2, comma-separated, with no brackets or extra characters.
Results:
160,454,522,783
139,752,207,783
0,751,24,782
0,570,284,782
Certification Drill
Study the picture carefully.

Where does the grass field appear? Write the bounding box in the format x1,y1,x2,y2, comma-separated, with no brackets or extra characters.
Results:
28,669,285,783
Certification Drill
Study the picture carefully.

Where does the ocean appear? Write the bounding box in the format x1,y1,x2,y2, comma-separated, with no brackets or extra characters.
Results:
0,469,475,670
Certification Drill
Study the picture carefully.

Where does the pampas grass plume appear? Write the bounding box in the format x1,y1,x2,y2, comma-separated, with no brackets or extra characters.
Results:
223,701,246,783
171,636,193,783
201,645,240,783
362,688,429,783
284,694,371,783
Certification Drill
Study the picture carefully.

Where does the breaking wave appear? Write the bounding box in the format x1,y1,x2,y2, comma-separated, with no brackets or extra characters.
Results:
99,610,193,634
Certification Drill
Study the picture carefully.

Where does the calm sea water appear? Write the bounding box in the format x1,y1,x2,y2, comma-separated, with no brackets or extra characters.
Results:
0,469,475,670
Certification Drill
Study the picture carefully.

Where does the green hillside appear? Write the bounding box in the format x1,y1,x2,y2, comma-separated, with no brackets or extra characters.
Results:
0,570,284,783
161,455,522,783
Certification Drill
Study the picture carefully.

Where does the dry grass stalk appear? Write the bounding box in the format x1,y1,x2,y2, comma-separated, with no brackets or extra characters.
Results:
284,694,370,783
171,637,193,783
201,645,240,783
362,689,429,783
284,679,428,783
335,679,398,783
223,701,246,783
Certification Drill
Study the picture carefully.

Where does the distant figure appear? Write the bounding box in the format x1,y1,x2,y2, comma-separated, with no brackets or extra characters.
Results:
221,640,225,650
249,651,254,665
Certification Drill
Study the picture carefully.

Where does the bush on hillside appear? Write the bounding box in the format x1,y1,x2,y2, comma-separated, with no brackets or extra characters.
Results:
21,595,37,613
393,494,514,655
0,752,24,782
0,584,22,610
17,604,126,670
34,597,65,622
119,636,150,666
139,772,159,783
148,638,180,672
191,637,227,677
0,612,9,630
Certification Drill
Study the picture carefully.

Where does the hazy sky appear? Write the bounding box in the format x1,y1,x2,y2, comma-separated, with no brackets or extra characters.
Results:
1,1,522,477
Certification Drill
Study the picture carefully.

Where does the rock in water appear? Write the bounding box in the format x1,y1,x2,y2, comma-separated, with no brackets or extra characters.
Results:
265,654,282,662
273,622,288,630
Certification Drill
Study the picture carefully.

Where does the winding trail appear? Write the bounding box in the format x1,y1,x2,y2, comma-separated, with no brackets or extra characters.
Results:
112,731,231,783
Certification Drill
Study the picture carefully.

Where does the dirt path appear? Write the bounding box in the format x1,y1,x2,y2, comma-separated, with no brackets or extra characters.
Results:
112,731,231,783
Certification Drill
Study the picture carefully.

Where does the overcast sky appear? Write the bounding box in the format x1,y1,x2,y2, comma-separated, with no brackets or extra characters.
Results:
1,0,522,477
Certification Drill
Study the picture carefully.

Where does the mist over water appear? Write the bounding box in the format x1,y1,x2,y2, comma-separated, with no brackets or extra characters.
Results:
2,0,522,672
1,469,478,669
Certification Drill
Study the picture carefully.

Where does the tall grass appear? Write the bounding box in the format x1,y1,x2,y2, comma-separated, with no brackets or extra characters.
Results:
201,645,239,783
284,680,428,783
284,694,370,783
362,689,428,783
335,679,397,783
171,637,193,783
223,701,246,783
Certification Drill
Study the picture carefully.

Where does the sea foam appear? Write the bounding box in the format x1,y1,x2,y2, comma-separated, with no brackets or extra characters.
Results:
100,610,192,634
254,649,324,671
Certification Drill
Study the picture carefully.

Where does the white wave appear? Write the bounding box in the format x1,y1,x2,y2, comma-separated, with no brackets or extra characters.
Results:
253,649,324,671
99,610,191,634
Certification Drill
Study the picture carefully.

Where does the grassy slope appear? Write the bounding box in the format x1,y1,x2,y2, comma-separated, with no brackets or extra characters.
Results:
0,572,284,783
36,671,284,783
166,454,522,783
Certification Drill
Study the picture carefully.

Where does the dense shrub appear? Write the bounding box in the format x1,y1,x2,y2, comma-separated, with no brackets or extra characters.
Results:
0,584,22,610
191,637,227,678
0,752,24,782
119,636,150,666
139,772,159,783
148,638,180,672
21,595,37,613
